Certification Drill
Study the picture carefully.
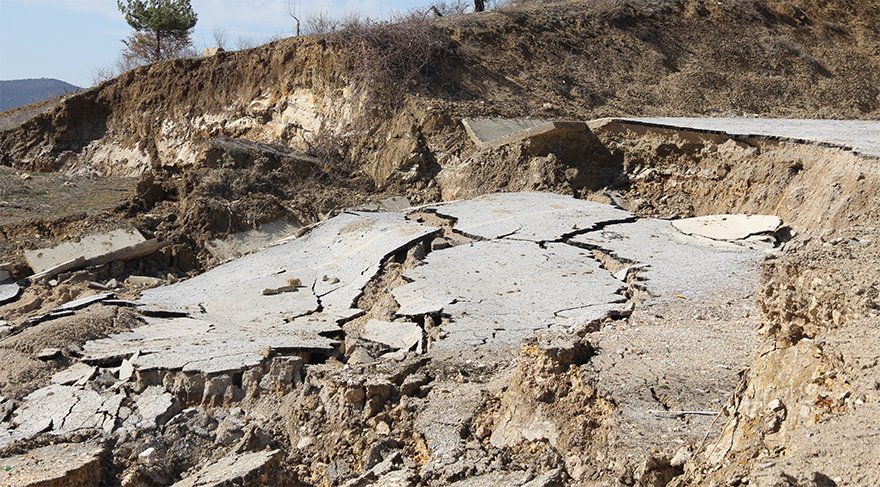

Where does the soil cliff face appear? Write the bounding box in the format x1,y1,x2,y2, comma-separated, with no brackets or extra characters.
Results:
2,0,879,182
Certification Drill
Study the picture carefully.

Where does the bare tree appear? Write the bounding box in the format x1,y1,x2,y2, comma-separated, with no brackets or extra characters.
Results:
288,0,301,36
474,0,485,11
212,28,228,49
235,36,258,50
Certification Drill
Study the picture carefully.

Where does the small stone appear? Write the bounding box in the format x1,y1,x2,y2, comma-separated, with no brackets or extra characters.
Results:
118,358,135,382
88,281,109,290
400,373,429,397
375,421,391,435
138,447,156,465
670,445,692,467
262,285,299,295
37,348,63,360
430,237,451,251
344,386,366,404
125,275,163,288
105,278,119,288
348,348,375,365
19,173,31,180
285,277,302,287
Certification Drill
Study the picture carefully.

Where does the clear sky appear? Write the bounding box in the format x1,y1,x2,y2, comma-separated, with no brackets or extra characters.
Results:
0,0,430,88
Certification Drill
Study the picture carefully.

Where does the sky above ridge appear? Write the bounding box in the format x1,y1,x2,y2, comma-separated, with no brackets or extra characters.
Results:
0,0,433,87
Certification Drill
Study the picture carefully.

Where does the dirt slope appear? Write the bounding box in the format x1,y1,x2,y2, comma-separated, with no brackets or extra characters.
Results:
1,0,879,177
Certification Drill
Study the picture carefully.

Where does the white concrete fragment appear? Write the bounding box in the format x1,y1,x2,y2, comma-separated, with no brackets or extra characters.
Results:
0,282,20,305
171,449,282,487
362,319,422,350
0,443,105,487
463,118,590,149
118,357,135,381
7,385,124,445
133,386,178,429
52,292,114,313
428,192,633,242
671,214,781,242
463,117,548,145
24,228,160,275
138,447,157,465
51,362,97,386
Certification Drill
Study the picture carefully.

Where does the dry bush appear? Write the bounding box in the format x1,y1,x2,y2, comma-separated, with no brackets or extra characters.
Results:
430,1,472,16
304,10,341,35
303,128,360,184
325,13,458,109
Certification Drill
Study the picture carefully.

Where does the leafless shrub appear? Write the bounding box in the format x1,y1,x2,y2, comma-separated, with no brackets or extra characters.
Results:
430,1,472,16
212,28,229,50
235,36,259,51
325,12,457,109
303,128,360,184
304,10,340,35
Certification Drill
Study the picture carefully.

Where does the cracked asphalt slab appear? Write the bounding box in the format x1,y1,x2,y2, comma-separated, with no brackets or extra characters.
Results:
0,192,777,484
619,117,880,158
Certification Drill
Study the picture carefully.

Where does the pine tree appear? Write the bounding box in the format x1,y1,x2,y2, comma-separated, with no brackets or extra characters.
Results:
117,0,198,62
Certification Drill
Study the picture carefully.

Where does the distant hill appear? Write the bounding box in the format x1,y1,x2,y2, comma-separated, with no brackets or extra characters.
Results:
0,78,80,112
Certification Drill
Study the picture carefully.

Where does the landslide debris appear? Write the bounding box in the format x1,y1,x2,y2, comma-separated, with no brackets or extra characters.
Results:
1,0,880,485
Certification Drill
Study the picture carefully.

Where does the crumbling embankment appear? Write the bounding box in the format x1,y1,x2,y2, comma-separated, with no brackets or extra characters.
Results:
2,0,880,183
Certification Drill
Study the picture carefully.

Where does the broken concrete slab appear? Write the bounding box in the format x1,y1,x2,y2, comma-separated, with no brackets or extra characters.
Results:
619,117,880,158
171,449,282,487
205,220,302,261
52,292,115,313
0,442,105,487
428,191,633,242
463,117,548,145
37,347,63,360
394,239,626,351
138,212,438,325
4,385,124,446
51,362,97,386
132,386,179,430
81,212,438,376
24,228,160,277
463,118,593,150
361,320,422,351
671,214,782,242
84,316,337,375
572,218,764,302
0,281,20,305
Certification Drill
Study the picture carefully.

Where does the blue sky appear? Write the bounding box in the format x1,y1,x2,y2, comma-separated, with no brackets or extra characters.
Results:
0,0,429,87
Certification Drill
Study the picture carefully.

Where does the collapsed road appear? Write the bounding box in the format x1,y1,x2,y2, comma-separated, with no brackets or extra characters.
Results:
0,192,782,486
